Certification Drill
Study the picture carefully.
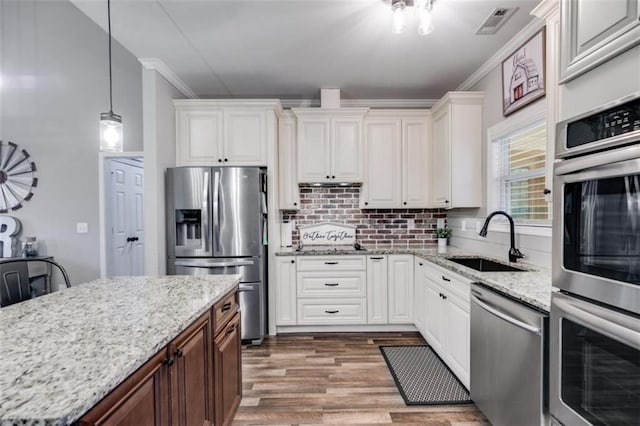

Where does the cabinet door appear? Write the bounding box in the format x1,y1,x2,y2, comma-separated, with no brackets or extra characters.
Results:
223,110,267,166
423,278,445,355
213,313,242,426
275,257,297,325
78,351,169,426
413,260,427,337
176,110,223,166
278,117,300,210
402,119,430,208
297,119,331,183
431,108,451,208
560,0,640,82
331,118,363,182
170,313,212,426
388,255,414,324
445,295,470,388
361,120,402,208
366,256,388,324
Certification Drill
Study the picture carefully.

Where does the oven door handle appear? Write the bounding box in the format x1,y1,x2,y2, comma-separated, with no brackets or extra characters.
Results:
472,295,542,335
555,144,640,176
554,296,640,350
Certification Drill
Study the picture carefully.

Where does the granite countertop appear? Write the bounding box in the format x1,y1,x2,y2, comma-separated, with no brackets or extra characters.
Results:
0,275,240,426
276,246,552,313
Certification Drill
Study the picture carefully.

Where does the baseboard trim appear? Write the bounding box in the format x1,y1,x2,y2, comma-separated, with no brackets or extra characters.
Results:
275,324,418,334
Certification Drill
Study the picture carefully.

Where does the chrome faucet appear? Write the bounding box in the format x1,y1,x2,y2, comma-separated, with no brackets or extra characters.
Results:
479,210,525,263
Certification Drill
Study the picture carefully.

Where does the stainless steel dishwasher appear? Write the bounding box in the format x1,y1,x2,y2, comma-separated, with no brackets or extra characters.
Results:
470,283,548,426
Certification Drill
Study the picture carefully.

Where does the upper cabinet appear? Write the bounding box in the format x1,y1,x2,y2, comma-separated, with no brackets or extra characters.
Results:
292,108,368,183
560,0,640,83
174,100,281,167
431,92,484,209
360,111,431,209
278,112,300,210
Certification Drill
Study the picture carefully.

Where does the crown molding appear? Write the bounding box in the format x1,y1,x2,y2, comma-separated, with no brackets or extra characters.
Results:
456,17,546,91
531,0,559,20
281,98,438,109
138,58,198,99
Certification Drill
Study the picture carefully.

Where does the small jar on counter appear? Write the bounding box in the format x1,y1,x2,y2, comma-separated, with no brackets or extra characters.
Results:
21,237,39,257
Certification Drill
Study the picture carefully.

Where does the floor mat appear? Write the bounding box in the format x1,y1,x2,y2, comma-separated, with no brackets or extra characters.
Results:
379,345,472,405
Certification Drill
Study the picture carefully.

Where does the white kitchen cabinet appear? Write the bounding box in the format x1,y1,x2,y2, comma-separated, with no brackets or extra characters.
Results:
297,271,367,298
367,256,388,324
292,109,368,183
413,259,427,336
430,92,484,209
297,298,367,325
361,111,431,209
420,260,471,388
174,100,281,167
275,256,297,326
278,113,300,210
560,0,640,83
388,255,414,324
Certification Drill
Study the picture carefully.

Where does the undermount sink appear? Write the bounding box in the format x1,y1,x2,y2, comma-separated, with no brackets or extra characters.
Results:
447,257,528,272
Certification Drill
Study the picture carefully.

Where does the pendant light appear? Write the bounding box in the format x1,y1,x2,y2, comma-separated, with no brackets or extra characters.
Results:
100,0,123,152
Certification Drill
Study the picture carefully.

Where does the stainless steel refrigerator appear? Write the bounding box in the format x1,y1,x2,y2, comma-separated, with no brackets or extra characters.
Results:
166,167,267,345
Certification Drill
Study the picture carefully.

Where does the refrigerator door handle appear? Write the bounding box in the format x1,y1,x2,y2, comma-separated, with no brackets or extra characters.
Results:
202,171,210,252
213,170,220,254
174,260,254,268
238,284,254,292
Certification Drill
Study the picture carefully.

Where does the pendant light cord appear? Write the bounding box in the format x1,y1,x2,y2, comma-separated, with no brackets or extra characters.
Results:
107,0,113,114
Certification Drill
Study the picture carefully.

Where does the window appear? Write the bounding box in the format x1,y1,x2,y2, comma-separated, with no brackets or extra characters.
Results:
489,114,551,225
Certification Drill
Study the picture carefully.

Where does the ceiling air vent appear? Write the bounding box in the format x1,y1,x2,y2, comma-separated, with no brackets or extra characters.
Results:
475,7,518,35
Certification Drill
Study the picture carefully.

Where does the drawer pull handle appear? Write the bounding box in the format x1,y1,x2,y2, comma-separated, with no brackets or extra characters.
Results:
324,283,339,287
441,276,451,282
370,257,384,260
324,262,339,265
325,310,339,314
221,302,232,312
226,325,236,335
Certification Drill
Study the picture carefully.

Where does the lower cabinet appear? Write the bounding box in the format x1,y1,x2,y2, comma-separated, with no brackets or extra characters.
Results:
367,256,388,324
388,255,414,324
213,313,242,426
79,289,241,426
413,260,427,335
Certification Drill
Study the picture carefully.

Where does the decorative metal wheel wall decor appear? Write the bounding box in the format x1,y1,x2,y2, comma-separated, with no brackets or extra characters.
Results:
0,141,37,213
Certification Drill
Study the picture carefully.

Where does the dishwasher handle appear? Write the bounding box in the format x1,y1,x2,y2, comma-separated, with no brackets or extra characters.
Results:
472,294,542,335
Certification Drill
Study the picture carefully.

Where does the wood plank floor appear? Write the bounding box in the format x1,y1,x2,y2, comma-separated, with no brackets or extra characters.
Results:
233,333,489,425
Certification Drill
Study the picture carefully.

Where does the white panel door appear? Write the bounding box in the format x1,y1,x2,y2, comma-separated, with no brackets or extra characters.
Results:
275,257,297,326
388,255,414,324
445,294,470,388
402,119,430,208
278,116,300,210
413,260,427,336
107,159,144,277
361,120,402,208
331,118,363,182
367,256,388,324
431,108,451,208
423,278,445,355
297,119,331,183
223,110,267,165
177,110,223,166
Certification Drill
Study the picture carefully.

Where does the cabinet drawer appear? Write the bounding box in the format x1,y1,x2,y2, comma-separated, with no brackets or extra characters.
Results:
213,289,239,335
423,261,470,303
296,256,366,271
297,271,366,298
297,298,367,324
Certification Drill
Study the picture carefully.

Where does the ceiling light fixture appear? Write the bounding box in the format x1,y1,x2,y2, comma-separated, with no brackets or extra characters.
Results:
389,0,437,35
99,0,123,152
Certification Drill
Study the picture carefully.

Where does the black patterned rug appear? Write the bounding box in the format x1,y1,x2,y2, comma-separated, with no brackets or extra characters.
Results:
379,345,472,405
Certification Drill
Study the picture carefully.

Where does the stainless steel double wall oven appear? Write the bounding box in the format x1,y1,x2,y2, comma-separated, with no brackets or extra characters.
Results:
551,93,640,426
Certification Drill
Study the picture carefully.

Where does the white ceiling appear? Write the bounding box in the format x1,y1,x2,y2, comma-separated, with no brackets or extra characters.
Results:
71,0,539,100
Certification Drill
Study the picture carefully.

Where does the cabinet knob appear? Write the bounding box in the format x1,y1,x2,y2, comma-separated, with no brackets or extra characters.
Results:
290,259,295,264
543,188,551,195
224,158,228,162
403,202,407,205
218,159,222,163
445,200,449,204
326,175,330,179
174,348,183,358
163,356,174,366
419,262,423,266
331,175,335,179
293,202,297,206
364,202,368,206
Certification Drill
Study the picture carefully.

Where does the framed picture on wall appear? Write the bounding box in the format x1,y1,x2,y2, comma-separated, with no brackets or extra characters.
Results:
502,27,546,116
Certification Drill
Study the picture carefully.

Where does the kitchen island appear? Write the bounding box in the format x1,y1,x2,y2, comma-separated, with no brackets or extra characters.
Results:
0,275,240,426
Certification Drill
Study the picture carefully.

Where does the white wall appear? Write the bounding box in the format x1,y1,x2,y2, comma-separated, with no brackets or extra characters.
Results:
0,0,142,285
142,69,185,275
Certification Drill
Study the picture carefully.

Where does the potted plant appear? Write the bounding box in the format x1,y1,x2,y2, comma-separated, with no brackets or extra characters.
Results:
435,227,452,253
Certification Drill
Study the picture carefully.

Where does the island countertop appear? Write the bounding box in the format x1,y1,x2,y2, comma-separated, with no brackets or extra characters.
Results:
0,275,240,426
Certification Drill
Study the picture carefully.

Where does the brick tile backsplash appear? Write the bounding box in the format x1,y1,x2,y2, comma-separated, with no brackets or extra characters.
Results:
281,186,446,248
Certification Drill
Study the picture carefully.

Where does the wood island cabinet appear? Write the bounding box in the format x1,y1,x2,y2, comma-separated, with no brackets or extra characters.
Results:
79,288,241,426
